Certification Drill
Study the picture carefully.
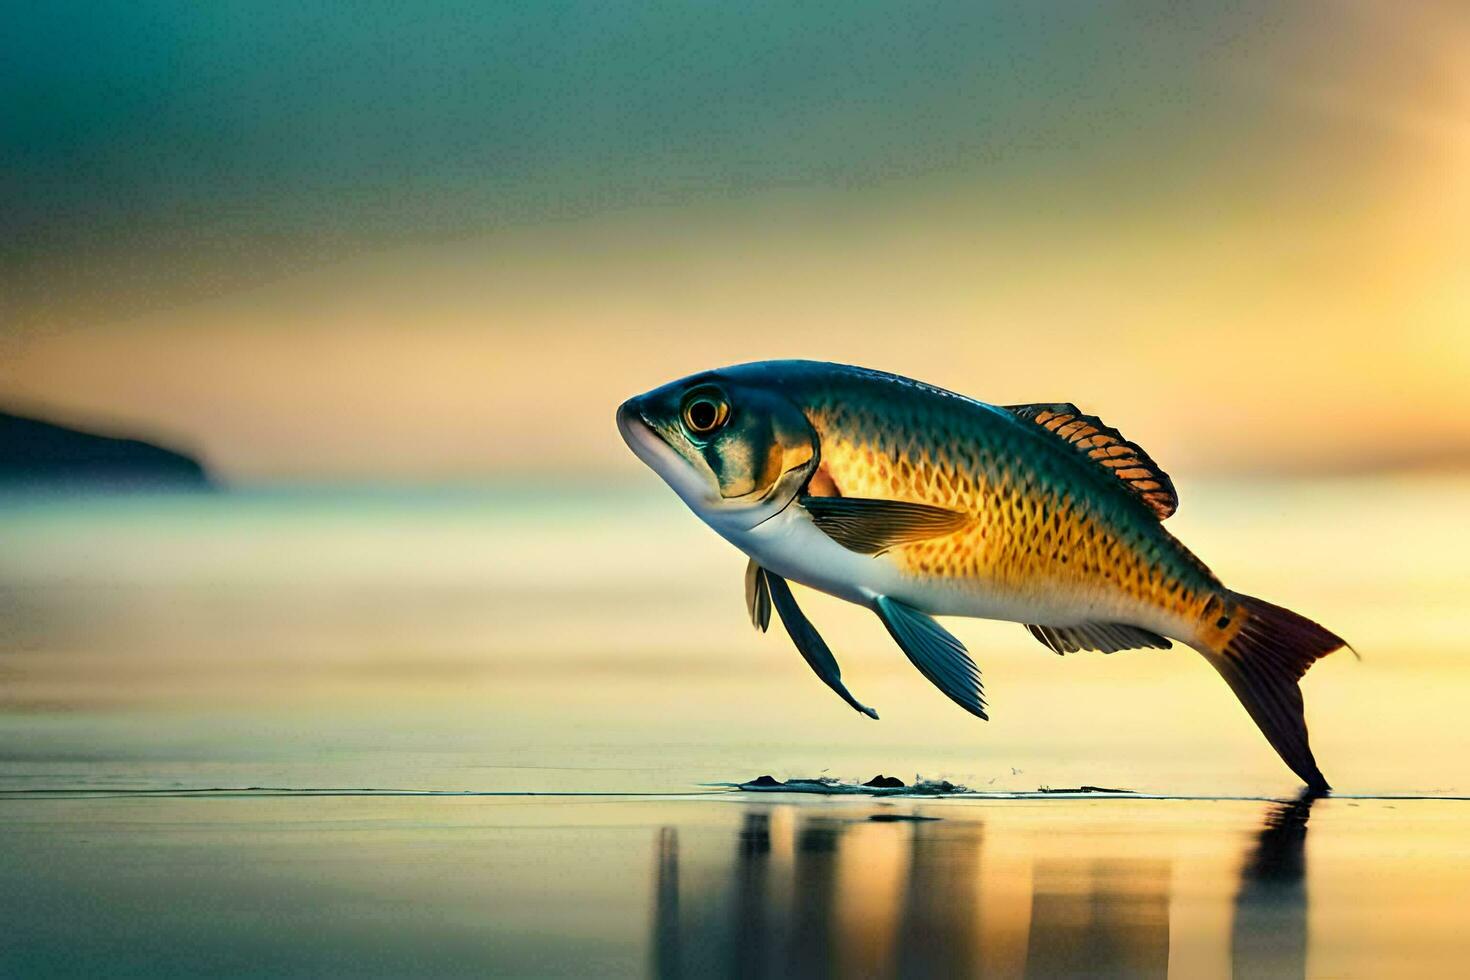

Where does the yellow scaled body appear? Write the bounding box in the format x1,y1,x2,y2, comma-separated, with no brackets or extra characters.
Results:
805,385,1217,644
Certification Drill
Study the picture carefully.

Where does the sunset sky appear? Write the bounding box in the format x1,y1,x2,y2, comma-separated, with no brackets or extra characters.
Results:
3,2,1467,481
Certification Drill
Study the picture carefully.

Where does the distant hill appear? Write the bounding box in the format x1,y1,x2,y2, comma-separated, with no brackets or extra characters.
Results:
0,410,212,489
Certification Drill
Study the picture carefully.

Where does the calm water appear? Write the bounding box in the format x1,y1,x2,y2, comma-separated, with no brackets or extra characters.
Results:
1,480,1468,976
2,793,1466,977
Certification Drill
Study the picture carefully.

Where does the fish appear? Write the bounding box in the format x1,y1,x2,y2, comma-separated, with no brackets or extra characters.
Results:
617,360,1349,790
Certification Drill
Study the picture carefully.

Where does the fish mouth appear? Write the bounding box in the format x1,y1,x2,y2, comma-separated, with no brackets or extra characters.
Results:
617,397,712,502
616,398,665,466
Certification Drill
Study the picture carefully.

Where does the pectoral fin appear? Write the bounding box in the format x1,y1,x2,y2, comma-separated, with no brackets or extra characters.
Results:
761,568,879,720
874,596,987,720
801,496,971,554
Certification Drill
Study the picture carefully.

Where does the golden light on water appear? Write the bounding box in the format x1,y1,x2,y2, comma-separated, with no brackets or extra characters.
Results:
2,474,1465,797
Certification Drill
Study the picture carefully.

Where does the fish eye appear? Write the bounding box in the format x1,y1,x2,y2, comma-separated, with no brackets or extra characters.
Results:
681,390,729,436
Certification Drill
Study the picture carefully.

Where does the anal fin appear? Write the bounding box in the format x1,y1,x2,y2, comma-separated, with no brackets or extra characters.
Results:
1025,622,1173,655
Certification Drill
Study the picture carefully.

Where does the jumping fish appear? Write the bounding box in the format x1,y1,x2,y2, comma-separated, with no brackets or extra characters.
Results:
617,360,1348,790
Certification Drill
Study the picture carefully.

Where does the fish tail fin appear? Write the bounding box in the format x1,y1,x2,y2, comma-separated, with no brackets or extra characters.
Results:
1202,592,1349,792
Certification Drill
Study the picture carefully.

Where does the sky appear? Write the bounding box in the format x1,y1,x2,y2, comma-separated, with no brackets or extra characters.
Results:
2,1,1467,481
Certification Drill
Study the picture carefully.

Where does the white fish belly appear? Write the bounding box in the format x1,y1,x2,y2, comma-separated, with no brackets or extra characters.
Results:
717,508,1190,639
717,506,894,608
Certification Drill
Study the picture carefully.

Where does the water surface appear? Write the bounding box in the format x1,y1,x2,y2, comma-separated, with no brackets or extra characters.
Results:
1,480,1466,975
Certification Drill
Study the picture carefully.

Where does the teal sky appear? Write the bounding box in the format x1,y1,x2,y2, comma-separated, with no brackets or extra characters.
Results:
5,2,1295,320
2,2,1466,479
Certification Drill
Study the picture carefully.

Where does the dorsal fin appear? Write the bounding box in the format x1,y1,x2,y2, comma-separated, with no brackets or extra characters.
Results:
1005,403,1178,520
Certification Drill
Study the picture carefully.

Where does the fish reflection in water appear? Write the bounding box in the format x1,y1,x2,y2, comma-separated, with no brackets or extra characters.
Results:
1233,790,1318,980
651,800,1312,979
653,827,681,980
791,818,843,978
1024,859,1170,978
895,819,983,977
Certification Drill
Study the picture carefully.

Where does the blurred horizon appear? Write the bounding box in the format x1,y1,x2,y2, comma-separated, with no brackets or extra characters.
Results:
3,473,1467,799
4,1,1467,483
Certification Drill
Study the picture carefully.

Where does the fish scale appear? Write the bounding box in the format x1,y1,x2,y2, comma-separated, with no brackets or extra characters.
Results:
799,368,1216,632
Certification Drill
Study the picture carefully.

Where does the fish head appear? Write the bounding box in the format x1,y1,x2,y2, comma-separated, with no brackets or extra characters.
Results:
618,369,818,531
